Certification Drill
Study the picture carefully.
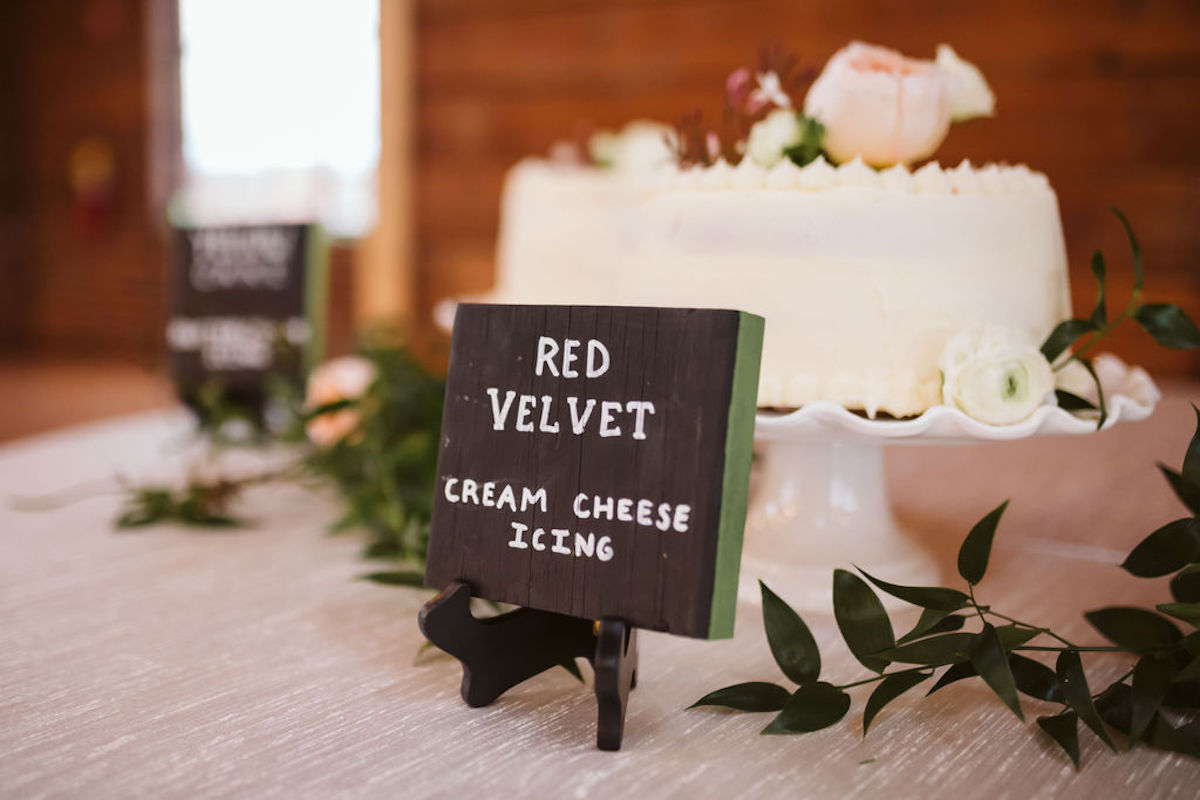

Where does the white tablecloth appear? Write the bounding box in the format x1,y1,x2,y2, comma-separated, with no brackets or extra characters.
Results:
2,395,1198,799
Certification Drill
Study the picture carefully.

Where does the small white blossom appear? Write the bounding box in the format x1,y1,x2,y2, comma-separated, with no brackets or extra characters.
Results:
935,44,996,121
750,71,793,111
939,325,1055,425
745,109,804,168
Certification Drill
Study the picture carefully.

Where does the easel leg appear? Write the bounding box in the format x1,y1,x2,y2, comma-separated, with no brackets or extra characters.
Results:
418,582,597,707
593,619,639,751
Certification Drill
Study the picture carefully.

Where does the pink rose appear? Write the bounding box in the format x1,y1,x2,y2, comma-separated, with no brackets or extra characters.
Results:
305,356,376,446
803,42,991,167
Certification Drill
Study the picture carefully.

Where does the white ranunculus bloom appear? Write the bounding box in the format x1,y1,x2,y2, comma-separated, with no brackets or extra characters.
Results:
939,325,1055,425
745,109,804,168
935,44,996,121
305,355,377,446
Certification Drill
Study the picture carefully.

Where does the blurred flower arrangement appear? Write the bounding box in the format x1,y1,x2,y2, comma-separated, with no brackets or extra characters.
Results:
116,333,446,585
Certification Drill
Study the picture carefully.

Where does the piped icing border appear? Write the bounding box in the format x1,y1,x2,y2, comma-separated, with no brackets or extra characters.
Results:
641,156,1052,196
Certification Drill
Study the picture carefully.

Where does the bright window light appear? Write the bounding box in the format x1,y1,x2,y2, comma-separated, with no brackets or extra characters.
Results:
178,0,379,236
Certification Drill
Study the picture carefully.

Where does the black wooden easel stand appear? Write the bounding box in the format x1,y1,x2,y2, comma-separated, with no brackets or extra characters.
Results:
418,581,639,750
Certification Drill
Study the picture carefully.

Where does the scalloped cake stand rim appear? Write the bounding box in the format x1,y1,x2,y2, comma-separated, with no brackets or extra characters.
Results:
753,354,1160,445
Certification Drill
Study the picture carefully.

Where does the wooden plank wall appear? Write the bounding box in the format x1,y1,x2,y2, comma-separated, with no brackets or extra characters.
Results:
414,0,1200,377
6,0,166,357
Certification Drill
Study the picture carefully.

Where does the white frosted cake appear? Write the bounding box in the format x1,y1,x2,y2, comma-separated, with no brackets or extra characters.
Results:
488,122,673,306
481,42,1075,423
627,157,1070,417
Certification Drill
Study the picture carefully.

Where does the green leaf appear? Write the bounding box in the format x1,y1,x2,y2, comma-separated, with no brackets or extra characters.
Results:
1110,207,1142,292
1085,606,1184,651
782,115,826,168
995,624,1042,650
1009,653,1064,703
957,500,1009,585
1130,655,1176,742
1163,678,1200,710
1178,656,1200,683
1089,250,1107,328
856,568,968,612
1040,318,1097,362
1159,465,1200,516
1182,405,1200,501
1057,650,1117,752
1157,602,1200,627
1134,304,1200,349
761,682,850,735
690,682,791,712
760,581,820,685
1120,518,1200,578
361,570,426,588
863,671,931,736
897,611,966,644
969,624,1024,721
1055,390,1097,412
1171,566,1200,604
1094,681,1132,734
1037,712,1081,768
899,609,950,643
926,662,977,695
832,569,895,673
1077,358,1108,430
1145,715,1200,758
877,633,976,666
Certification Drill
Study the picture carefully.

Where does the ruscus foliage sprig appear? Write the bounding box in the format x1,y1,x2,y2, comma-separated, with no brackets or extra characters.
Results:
692,409,1200,768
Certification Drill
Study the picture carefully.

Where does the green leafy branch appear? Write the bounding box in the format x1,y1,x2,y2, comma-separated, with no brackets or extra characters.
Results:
692,408,1200,767
114,339,446,578
1042,209,1200,428
115,466,298,529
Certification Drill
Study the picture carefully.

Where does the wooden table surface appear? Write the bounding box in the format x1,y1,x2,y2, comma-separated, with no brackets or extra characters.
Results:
2,386,1198,799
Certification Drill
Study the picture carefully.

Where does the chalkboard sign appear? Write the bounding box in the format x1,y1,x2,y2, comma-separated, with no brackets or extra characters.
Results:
166,223,327,409
425,304,764,639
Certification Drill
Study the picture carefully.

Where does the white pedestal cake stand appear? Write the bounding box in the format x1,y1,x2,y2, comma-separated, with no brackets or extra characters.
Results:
741,354,1161,611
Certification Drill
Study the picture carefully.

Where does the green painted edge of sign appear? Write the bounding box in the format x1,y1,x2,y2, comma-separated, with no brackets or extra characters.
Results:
707,311,765,639
303,224,330,373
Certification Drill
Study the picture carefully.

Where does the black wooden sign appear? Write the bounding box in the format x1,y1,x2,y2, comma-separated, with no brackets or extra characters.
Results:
425,304,763,639
166,222,327,407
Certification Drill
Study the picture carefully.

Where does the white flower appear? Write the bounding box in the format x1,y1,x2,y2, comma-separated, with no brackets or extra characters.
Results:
802,41,994,166
589,121,674,172
305,356,377,446
935,44,996,121
939,325,1055,425
745,109,804,168
750,71,793,111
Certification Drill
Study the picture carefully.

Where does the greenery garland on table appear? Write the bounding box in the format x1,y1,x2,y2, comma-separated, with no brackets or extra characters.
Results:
116,334,445,584
691,409,1200,767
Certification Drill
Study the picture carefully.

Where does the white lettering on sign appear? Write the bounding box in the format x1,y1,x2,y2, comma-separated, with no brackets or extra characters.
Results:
485,391,657,441
188,227,298,292
166,315,308,370
505,522,614,562
443,478,548,513
444,474,688,564
535,336,610,379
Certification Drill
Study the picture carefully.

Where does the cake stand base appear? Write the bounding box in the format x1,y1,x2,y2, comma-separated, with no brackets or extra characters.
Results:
739,437,940,612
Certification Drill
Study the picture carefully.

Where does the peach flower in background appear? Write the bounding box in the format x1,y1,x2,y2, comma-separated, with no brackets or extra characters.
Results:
305,356,377,446
803,42,994,167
